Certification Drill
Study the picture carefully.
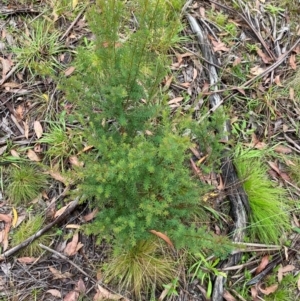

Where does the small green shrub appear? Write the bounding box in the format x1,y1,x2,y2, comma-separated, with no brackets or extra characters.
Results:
11,215,52,256
6,164,48,204
235,149,291,244
61,0,229,255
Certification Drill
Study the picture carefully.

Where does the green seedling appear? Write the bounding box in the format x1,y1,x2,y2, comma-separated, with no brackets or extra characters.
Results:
231,119,255,139
103,239,176,299
11,215,52,256
265,4,285,15
189,252,227,298
6,164,48,204
12,19,64,77
162,277,180,297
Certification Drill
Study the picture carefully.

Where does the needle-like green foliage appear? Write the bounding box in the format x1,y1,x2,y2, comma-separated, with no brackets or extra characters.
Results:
61,0,229,256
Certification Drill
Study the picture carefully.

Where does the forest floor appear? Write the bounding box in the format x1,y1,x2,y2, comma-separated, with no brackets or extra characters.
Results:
0,0,300,301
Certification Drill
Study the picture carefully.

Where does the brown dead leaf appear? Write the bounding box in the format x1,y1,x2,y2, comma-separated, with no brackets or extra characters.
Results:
258,283,278,295
0,56,13,78
274,75,282,86
64,232,83,256
64,291,79,301
17,257,37,264
211,40,230,52
49,266,73,279
83,209,98,222
223,290,237,301
289,54,297,70
256,48,272,64
255,255,269,274
23,120,29,139
297,277,300,291
10,149,20,158
66,224,81,229
54,203,70,218
193,68,198,80
199,7,205,18
93,284,126,301
27,149,41,162
0,214,12,223
3,223,11,251
0,145,7,156
149,230,174,249
69,156,84,167
163,75,173,89
278,264,295,282
65,66,76,77
232,56,241,66
250,66,265,76
75,278,86,293
250,286,258,301
274,145,292,154
267,161,290,181
15,105,25,121
48,170,68,184
168,97,183,105
34,121,43,138
46,289,62,298
289,87,295,100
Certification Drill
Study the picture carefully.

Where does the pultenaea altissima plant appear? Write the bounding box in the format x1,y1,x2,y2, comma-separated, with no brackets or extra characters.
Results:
62,0,229,254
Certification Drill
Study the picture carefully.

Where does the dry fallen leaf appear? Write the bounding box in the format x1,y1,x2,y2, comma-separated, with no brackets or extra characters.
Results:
75,278,86,293
23,120,29,139
255,255,269,274
17,257,37,264
27,149,41,162
93,284,126,301
65,66,76,76
49,266,73,280
64,290,79,301
83,209,98,222
0,213,12,223
12,207,18,228
64,232,83,256
278,264,295,282
15,104,25,121
223,290,237,301
168,97,183,105
211,40,230,52
46,289,62,298
48,170,68,185
258,283,278,295
34,121,43,138
274,145,292,154
69,156,84,167
289,54,297,70
256,48,272,64
0,56,13,78
10,149,20,157
149,230,174,249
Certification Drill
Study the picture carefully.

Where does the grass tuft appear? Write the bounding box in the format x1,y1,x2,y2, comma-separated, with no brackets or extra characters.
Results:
6,164,48,204
235,149,291,244
12,19,64,77
103,239,176,299
11,215,52,257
